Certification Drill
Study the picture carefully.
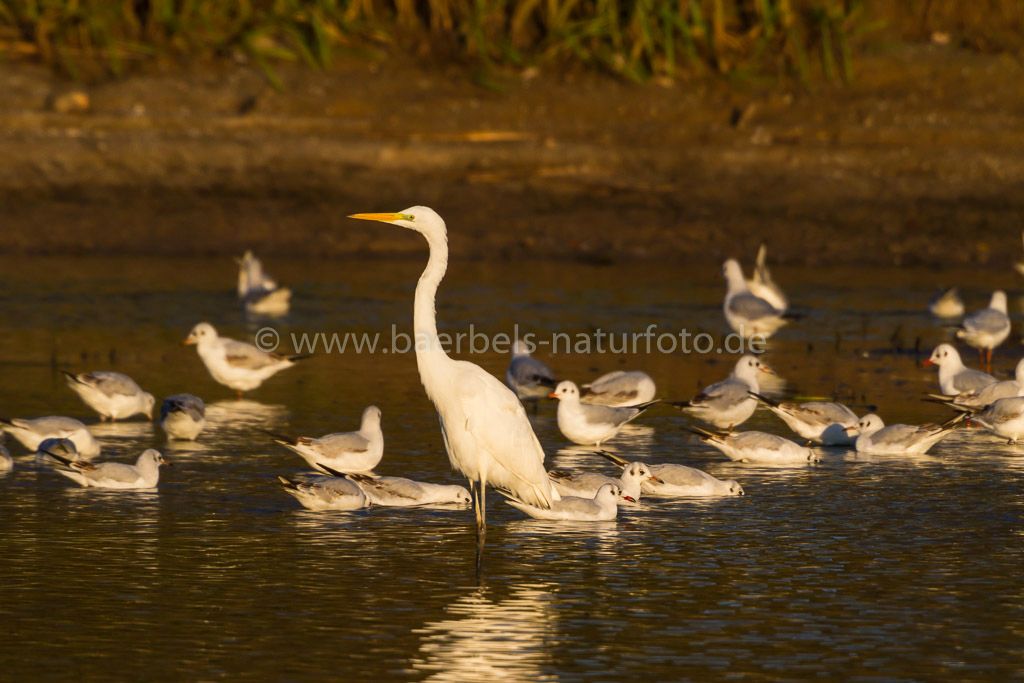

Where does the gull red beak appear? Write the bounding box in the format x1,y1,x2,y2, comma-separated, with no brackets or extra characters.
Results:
921,359,935,367
547,391,559,399
622,495,637,503
759,365,776,375
649,476,664,484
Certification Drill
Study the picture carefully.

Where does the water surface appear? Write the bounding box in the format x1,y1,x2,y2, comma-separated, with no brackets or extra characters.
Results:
0,255,1022,680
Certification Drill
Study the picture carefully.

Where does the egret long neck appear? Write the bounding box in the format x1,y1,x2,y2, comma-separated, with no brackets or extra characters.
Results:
414,230,452,379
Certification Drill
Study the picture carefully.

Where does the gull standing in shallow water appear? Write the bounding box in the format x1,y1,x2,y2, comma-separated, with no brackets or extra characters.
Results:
277,474,368,511
687,426,820,464
923,343,996,395
505,340,557,405
599,451,744,496
746,244,788,312
846,413,964,455
671,355,774,431
160,394,207,440
580,370,657,407
238,250,292,316
45,448,168,489
349,208,555,562
504,483,623,521
956,290,1011,371
722,259,789,340
549,380,657,446
184,322,306,397
0,416,100,459
548,461,661,503
62,371,155,421
272,406,383,474
749,392,859,446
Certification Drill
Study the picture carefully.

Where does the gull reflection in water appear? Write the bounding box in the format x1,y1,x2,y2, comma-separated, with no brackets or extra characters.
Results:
205,400,289,445
89,421,155,450
411,583,559,682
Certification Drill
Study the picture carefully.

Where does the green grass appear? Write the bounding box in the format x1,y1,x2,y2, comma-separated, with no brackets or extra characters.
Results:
0,1,1020,85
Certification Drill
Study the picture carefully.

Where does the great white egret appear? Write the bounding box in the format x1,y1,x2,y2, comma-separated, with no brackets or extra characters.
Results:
348,207,554,556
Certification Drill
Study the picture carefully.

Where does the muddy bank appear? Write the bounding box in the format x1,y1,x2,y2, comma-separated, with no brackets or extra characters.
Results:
1,46,1023,265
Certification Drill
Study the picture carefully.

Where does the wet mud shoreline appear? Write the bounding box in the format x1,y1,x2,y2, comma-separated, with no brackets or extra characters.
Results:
1,45,1022,266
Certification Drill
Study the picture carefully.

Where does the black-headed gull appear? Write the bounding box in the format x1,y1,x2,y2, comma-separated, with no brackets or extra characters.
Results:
0,416,100,459
749,391,859,446
956,290,1011,370
923,343,996,395
340,471,472,507
746,243,788,312
184,322,306,396
35,437,80,464
504,483,622,521
272,405,383,474
62,370,155,421
548,461,660,504
971,397,1024,444
549,381,656,446
927,358,1024,411
277,474,368,511
45,448,168,489
845,413,964,454
671,355,773,430
928,287,964,319
722,259,789,339
160,394,206,440
687,426,820,464
599,451,744,496
238,250,291,316
580,370,657,407
505,340,556,403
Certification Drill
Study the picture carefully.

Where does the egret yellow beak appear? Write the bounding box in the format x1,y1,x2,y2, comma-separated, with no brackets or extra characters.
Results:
348,212,413,223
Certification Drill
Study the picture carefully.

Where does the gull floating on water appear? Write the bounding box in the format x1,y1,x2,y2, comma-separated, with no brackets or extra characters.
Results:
749,391,859,446
928,287,965,319
846,413,963,455
580,370,657,407
722,259,789,340
184,322,306,396
272,406,383,474
971,397,1024,444
0,416,100,459
688,426,820,464
746,243,788,312
46,448,168,489
549,380,656,446
160,394,206,440
238,250,292,316
504,483,622,521
956,291,1011,370
927,358,1024,411
599,451,744,496
338,470,472,507
35,437,80,464
923,343,996,395
505,340,557,404
0,440,11,472
671,355,773,430
277,474,368,511
62,370,155,421
548,460,660,504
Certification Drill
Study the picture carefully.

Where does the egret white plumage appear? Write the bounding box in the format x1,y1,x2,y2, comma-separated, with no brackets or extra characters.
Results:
349,208,554,558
